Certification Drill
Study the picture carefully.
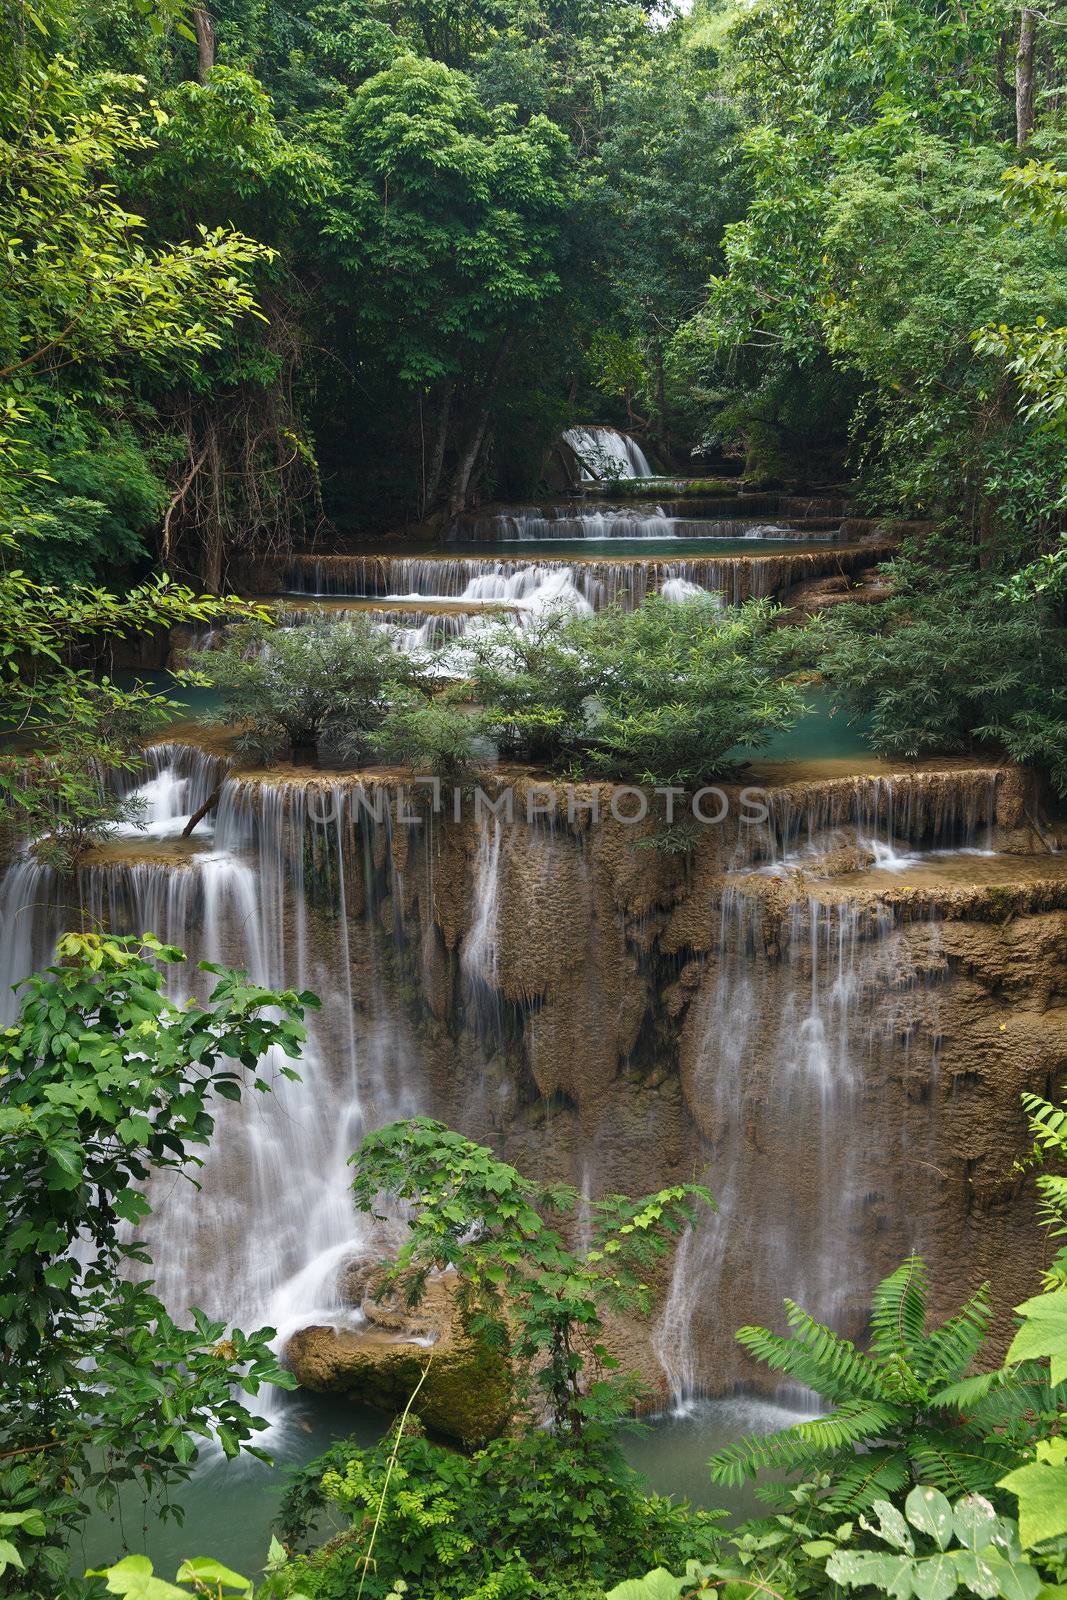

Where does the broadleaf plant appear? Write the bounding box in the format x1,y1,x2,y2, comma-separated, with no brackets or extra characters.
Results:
0,932,319,1596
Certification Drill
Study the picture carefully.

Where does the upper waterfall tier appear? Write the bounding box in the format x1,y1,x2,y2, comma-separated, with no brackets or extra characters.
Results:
285,542,894,608
562,425,653,480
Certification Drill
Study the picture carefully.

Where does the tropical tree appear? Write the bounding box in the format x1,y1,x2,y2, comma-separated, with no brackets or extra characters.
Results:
349,1117,715,1433
0,932,318,1595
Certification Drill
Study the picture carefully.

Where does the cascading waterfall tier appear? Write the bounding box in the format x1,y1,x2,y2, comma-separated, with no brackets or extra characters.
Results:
1,752,1062,1407
286,544,894,609
451,501,815,540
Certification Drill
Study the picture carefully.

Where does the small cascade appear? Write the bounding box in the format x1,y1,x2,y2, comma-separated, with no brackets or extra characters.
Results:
287,544,893,609
111,742,227,837
455,505,803,540
740,770,1002,868
563,425,653,479
655,884,937,1410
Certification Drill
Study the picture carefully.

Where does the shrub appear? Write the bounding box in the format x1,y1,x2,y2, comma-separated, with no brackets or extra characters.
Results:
467,596,805,787
815,561,1067,792
371,692,486,787
199,615,413,766
273,1426,725,1600
0,934,313,1594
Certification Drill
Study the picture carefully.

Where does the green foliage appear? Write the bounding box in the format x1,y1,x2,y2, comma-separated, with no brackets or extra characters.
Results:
275,1428,724,1600
0,932,319,1595
996,1091,1067,1552
198,615,415,765
467,596,806,786
320,52,573,389
824,1487,1047,1600
707,1258,1064,1513
86,1552,254,1598
371,692,485,787
0,561,269,864
349,1117,714,1434
813,563,1067,793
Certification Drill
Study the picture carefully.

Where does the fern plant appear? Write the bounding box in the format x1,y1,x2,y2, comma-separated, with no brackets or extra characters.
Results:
708,1257,1062,1513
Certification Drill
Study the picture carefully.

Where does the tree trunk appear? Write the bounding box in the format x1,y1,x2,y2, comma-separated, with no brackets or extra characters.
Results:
194,7,215,81
1016,7,1037,146
422,383,453,515
447,333,513,521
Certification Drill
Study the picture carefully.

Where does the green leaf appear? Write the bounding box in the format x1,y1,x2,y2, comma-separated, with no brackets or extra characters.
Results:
981,1551,1041,1600
827,1549,917,1597
912,1555,959,1600
952,1497,1001,1552
605,1572,687,1600
950,1547,1000,1599
174,1557,251,1592
907,1487,954,1550
998,1456,1067,1549
86,1554,190,1597
864,1501,917,1554
1005,1292,1067,1385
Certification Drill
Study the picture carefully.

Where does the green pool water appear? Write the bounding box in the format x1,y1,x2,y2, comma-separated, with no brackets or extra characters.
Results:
743,688,875,762
77,1390,812,1586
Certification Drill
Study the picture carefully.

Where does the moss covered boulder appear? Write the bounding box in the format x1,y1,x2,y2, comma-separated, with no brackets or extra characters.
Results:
285,1272,510,1446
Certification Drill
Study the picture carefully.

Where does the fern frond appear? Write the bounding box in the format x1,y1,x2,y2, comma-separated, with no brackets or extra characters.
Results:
962,1370,1065,1441
788,1398,909,1451
737,1309,884,1403
707,1399,905,1487
909,1432,1020,1499
1021,1091,1067,1152
1036,1174,1067,1232
707,1428,821,1487
913,1285,990,1385
823,1450,911,1513
869,1257,928,1362
929,1367,1013,1410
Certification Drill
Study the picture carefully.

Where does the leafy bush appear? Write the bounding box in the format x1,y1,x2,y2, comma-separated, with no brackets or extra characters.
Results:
199,616,414,766
467,596,805,787
0,933,316,1595
274,1427,724,1600
815,562,1067,792
7,678,185,871
826,1487,1051,1600
610,1486,1058,1600
371,692,486,787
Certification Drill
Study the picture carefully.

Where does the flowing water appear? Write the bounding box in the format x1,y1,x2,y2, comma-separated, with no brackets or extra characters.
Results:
562,425,653,479
4,440,1055,1584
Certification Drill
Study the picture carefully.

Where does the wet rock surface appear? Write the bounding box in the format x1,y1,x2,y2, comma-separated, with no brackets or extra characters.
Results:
287,1273,510,1445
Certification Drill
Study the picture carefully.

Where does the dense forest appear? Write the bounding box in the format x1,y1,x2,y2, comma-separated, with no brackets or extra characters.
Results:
1,0,1067,1596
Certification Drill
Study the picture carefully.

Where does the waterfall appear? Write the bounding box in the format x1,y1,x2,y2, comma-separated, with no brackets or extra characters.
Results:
0,775,426,1376
287,543,893,610
0,756,1046,1420
655,885,940,1410
563,425,653,479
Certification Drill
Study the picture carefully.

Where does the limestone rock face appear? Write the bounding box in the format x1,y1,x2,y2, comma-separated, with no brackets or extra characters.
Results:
88,760,1066,1401
286,1274,510,1446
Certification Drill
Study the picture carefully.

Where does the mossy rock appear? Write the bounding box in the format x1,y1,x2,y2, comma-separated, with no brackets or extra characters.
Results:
286,1274,510,1447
